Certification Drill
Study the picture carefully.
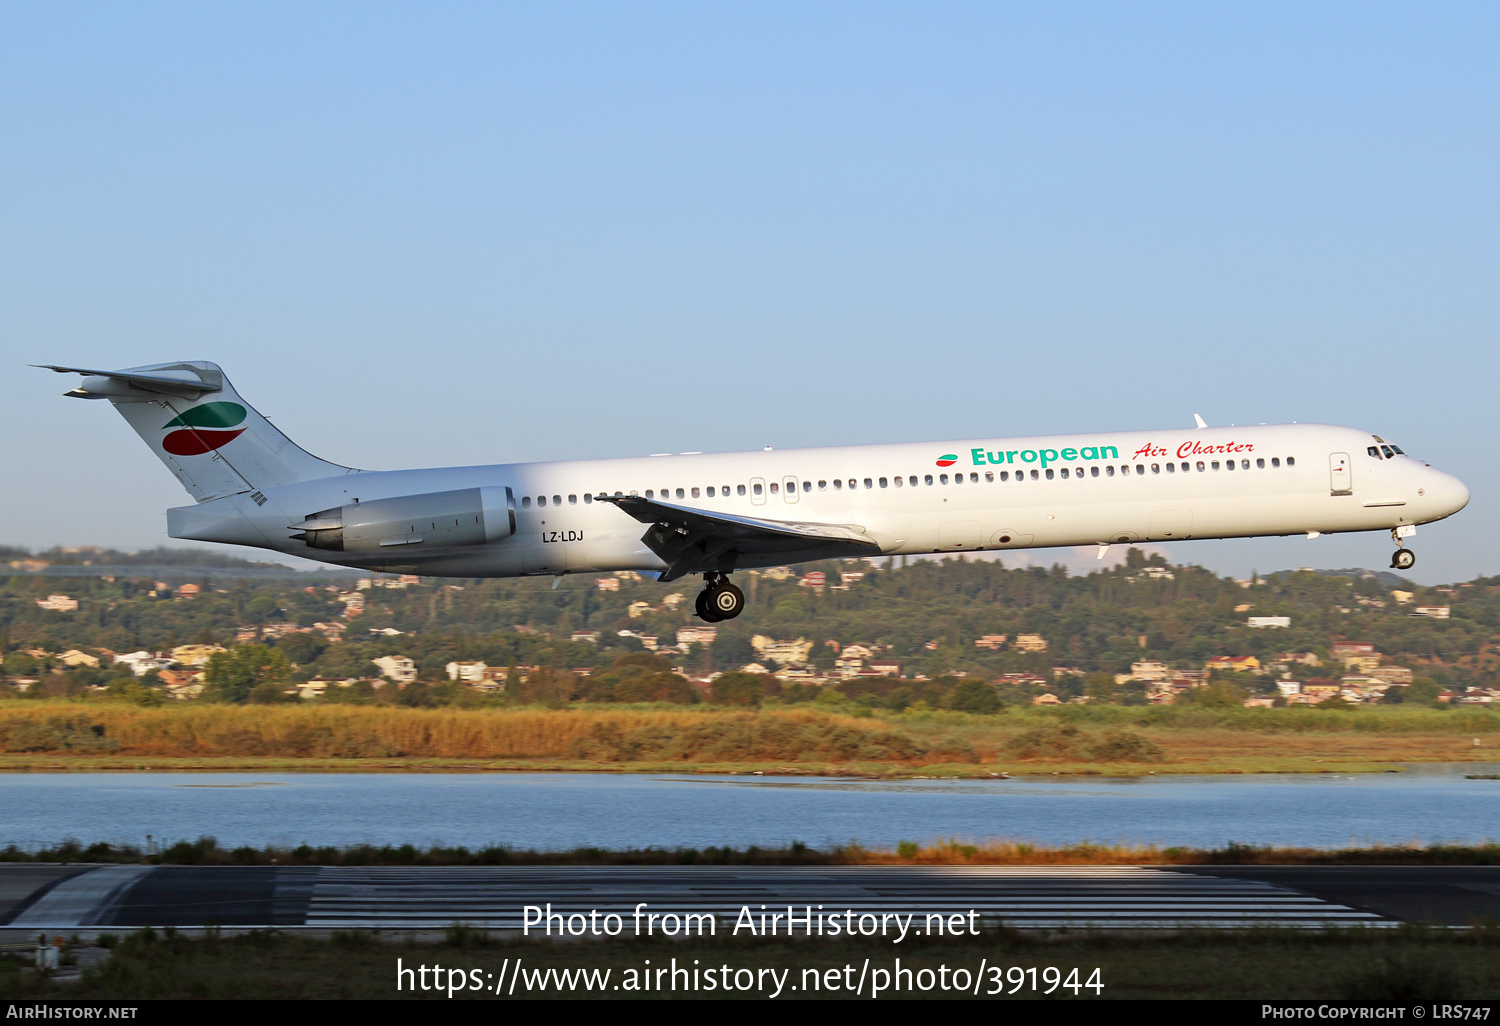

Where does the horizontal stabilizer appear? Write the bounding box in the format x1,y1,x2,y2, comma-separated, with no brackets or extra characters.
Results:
34,364,222,400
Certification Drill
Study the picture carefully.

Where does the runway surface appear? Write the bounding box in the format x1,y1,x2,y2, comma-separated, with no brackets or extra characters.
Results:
8,864,1497,932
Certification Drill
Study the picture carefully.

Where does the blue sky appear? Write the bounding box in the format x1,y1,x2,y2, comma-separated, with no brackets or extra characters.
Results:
2,2,1496,582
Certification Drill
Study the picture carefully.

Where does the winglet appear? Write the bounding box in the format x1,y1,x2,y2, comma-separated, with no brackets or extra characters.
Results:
1193,414,1207,429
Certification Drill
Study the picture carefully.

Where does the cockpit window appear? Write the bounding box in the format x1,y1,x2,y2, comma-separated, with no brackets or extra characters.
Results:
1391,445,1405,455
1368,446,1382,459
1380,445,1395,459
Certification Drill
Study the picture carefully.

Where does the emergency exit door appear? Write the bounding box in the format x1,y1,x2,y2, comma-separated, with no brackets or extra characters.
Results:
1330,452,1352,495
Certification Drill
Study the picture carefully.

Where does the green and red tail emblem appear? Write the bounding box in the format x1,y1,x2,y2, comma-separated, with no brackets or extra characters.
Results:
935,454,958,467
161,402,248,456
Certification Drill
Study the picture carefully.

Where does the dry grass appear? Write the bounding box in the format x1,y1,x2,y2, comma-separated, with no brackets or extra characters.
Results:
1,701,1497,773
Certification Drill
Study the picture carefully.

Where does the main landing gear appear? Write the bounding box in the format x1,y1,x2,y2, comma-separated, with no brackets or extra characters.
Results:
1390,528,1416,571
695,572,745,622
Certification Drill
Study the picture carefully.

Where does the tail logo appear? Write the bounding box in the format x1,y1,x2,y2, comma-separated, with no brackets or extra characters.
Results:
161,402,248,456
935,454,958,467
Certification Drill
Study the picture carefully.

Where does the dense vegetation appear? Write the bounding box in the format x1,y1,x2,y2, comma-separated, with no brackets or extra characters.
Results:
3,544,1498,711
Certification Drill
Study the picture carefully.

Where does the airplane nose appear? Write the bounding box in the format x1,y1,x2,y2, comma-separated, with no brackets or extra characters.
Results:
1424,469,1470,519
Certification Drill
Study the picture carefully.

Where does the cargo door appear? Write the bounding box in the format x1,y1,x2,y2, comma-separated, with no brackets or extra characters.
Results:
1330,452,1352,495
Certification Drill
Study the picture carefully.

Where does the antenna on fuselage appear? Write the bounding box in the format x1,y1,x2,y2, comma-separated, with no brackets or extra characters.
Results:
1193,414,1207,429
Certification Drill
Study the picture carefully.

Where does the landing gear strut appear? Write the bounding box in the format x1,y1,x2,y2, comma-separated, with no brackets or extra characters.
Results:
695,572,745,622
1390,528,1416,571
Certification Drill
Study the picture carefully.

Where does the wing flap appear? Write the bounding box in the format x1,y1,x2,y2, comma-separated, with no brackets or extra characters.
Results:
595,494,879,581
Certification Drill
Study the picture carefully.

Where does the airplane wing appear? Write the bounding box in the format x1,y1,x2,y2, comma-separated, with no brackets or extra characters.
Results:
595,494,881,581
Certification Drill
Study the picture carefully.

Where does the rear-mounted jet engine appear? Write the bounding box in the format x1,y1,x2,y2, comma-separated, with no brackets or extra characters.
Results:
290,487,516,551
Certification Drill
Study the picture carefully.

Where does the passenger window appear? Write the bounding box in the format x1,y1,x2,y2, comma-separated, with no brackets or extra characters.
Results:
751,483,761,495
1151,464,1159,474
999,471,1008,481
1368,446,1382,458
584,494,592,504
954,473,964,484
1059,468,1069,479
691,487,700,498
645,490,654,499
1106,466,1115,477
1045,469,1054,480
706,487,715,497
1165,463,1174,474
924,475,933,486
1090,466,1099,477
629,490,638,496
569,494,577,505
1271,458,1279,467
892,477,901,488
985,472,994,482
1257,459,1265,468
909,476,918,487
1241,459,1249,470
1135,465,1145,476
553,495,561,505
879,477,888,488
1211,461,1220,471
1226,460,1235,471
770,482,779,494
1030,469,1039,480
538,496,547,507
1197,461,1206,472
522,496,532,508
849,479,857,489
722,485,730,494
939,474,948,485
834,479,843,490
1380,445,1395,459
1287,457,1296,466
864,478,873,489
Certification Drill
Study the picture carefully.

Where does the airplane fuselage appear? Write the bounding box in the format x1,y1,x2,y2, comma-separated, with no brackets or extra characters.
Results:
168,422,1469,578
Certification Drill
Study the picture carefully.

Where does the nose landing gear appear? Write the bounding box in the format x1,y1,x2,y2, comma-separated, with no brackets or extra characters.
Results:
694,572,745,622
1390,527,1416,571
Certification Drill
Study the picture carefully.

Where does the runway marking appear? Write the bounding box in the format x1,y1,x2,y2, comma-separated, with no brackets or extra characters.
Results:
299,866,1392,930
8,866,153,928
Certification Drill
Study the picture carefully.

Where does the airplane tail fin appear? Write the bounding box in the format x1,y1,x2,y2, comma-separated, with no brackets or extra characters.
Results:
37,361,357,501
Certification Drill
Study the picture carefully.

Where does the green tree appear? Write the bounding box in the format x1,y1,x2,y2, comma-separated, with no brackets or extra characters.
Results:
1175,679,1247,708
203,644,294,704
948,679,1001,714
1388,677,1445,707
275,633,328,666
709,671,764,707
1083,672,1119,704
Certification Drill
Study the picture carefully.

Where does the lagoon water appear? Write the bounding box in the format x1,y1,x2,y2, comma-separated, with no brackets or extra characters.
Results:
3,767,1500,853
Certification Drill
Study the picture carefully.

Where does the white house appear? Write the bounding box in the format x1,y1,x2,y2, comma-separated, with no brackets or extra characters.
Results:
446,660,488,683
114,651,173,677
372,655,417,683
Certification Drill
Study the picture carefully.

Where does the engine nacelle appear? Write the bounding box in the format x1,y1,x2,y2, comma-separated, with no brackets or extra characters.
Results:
290,486,515,552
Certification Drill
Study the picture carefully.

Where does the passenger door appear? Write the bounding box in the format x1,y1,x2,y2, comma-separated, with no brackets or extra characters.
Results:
749,477,766,506
783,476,800,503
1329,452,1352,495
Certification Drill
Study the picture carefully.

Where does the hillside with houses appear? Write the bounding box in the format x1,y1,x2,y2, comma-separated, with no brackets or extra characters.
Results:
1,544,1495,711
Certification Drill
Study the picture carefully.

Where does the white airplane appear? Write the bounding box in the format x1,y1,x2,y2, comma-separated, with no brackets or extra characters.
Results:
39,361,1470,622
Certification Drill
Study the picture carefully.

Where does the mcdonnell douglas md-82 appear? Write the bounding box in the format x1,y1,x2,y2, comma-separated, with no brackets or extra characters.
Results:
39,361,1470,622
